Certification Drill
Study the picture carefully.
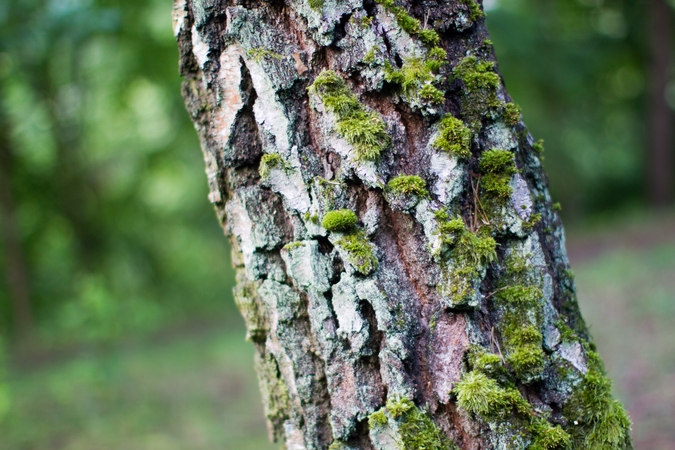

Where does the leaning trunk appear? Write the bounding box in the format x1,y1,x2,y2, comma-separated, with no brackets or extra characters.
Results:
173,0,632,448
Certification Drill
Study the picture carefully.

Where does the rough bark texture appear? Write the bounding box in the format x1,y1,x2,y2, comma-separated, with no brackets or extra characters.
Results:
173,1,633,448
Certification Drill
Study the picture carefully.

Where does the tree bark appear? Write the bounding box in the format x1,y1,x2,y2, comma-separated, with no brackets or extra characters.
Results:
0,106,33,340
174,1,632,448
648,0,674,207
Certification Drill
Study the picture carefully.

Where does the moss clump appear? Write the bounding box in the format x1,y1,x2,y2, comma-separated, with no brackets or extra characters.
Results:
370,397,458,449
453,56,501,130
503,102,521,126
336,231,378,275
321,209,358,232
387,175,428,197
327,442,346,450
310,70,390,160
455,358,573,447
563,352,632,449
458,0,485,22
492,254,547,381
384,52,447,106
375,0,441,49
532,139,545,154
454,371,531,419
247,47,283,62
530,420,571,450
432,115,471,158
479,149,518,203
523,213,542,231
259,153,287,178
433,211,496,304
308,0,323,10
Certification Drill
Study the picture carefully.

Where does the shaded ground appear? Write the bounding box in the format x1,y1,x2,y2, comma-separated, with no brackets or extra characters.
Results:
2,211,675,449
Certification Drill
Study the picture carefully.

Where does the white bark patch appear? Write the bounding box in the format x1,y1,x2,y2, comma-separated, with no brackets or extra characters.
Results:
559,341,588,373
510,174,533,221
429,151,464,204
191,25,210,69
212,45,245,145
332,275,369,353
376,6,422,60
282,241,332,292
172,0,188,37
429,314,470,403
244,58,292,153
283,421,307,450
484,122,518,150
266,167,311,213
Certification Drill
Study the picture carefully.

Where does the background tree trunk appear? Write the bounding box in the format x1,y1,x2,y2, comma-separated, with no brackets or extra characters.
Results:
648,0,674,207
174,0,632,448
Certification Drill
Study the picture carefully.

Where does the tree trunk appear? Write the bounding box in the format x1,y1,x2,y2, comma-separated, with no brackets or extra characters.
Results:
173,1,632,448
0,106,33,340
648,0,674,207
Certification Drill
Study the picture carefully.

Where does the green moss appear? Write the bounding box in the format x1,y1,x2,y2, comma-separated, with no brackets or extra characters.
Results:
247,47,283,63
368,409,388,427
491,252,548,382
418,28,440,46
363,47,376,64
453,56,501,129
454,56,500,92
420,84,445,104
553,202,562,211
336,231,378,275
384,53,446,105
432,115,472,158
479,149,518,203
455,368,573,448
523,213,542,231
283,241,306,251
563,352,632,449
454,371,530,419
386,175,429,197
371,397,458,449
458,0,485,22
433,212,496,304
360,16,373,27
321,209,358,232
259,153,288,178
310,70,390,160
308,0,323,10
503,102,521,126
328,442,346,450
530,419,571,450
532,139,545,154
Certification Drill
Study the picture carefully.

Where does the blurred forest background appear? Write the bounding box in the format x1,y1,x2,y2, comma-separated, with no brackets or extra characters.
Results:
0,0,674,448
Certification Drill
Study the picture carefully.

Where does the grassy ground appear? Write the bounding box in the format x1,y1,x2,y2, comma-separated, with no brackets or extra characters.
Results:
2,212,674,449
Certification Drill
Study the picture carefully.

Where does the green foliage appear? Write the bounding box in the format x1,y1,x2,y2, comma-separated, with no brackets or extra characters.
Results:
0,0,236,346
433,115,472,158
321,209,358,232
310,70,390,160
336,231,378,275
386,175,429,197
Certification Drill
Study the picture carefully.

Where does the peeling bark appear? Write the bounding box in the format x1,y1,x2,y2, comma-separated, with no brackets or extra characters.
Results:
174,1,633,448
